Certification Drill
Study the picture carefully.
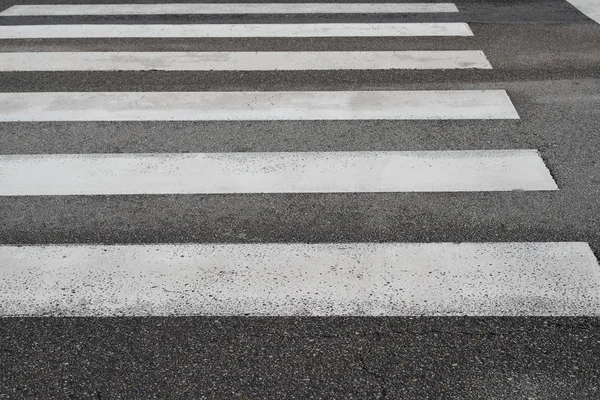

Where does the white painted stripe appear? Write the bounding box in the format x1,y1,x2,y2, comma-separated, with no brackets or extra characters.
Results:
0,51,492,71
0,90,518,121
0,150,557,195
0,3,459,16
0,242,597,316
0,23,474,39
567,0,600,24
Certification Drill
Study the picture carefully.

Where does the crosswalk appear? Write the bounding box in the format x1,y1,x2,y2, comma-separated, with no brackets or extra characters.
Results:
0,1,598,318
0,3,461,16
0,150,557,195
2,242,598,316
567,0,600,24
0,50,493,71
0,22,474,38
0,90,519,121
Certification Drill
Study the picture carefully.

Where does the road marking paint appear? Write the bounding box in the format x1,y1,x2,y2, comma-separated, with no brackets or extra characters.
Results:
0,90,518,121
0,242,596,316
0,3,459,16
0,150,557,195
0,51,492,71
567,0,600,24
0,23,474,39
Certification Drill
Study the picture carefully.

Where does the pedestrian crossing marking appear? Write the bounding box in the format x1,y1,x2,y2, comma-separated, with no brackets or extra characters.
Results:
567,0,600,24
0,150,557,195
0,51,493,71
0,1,594,322
0,23,474,39
0,3,460,16
0,90,518,121
0,242,597,316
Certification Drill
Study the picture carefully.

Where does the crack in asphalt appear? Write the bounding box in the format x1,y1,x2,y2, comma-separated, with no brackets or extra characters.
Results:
358,351,388,400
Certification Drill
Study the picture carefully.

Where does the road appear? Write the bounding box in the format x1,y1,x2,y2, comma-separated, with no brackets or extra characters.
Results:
0,0,599,398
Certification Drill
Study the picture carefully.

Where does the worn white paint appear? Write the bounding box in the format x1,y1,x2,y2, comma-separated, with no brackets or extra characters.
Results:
0,3,460,16
0,90,518,121
567,0,600,24
0,242,597,316
0,150,557,195
0,23,474,39
0,51,492,71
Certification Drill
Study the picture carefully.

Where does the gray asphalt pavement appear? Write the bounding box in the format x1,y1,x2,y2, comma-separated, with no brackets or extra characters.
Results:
1,0,600,398
2,317,600,399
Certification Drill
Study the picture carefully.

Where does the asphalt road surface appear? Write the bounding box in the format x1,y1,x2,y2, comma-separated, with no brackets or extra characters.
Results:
1,0,600,398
